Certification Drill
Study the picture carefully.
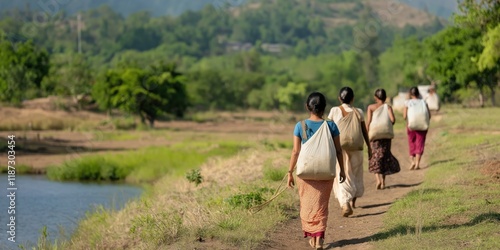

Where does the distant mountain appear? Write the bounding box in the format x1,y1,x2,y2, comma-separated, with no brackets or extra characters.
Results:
0,0,240,16
401,0,458,18
0,0,457,18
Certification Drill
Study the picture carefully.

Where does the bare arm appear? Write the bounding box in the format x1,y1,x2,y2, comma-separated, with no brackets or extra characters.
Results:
361,121,372,159
333,135,346,183
365,105,373,131
403,106,408,121
287,136,302,188
426,103,432,120
388,105,396,124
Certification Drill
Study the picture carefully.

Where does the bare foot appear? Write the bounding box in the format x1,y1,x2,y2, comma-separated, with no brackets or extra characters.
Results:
409,162,416,170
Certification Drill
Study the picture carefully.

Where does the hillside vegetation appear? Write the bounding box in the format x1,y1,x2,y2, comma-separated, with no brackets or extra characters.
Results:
0,0,498,130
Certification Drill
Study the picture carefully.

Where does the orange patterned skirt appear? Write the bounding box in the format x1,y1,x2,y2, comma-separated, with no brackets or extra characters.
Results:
296,177,334,238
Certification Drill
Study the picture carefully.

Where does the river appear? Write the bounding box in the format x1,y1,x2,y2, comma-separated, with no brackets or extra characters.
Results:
0,174,142,248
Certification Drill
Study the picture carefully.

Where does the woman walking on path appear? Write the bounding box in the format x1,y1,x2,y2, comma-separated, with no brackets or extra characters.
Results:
328,87,371,217
366,89,400,190
287,92,346,250
404,87,431,170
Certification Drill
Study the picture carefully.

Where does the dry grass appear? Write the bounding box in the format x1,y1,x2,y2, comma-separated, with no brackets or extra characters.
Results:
0,107,104,131
65,146,296,249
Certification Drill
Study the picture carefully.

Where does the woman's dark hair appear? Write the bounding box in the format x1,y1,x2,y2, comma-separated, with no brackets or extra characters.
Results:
374,88,387,102
306,92,326,117
409,86,420,98
339,87,354,104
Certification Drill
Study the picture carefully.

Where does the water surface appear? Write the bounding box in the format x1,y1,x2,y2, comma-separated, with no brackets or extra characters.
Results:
0,174,141,248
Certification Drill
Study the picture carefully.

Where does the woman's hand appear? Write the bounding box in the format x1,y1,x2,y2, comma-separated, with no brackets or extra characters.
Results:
339,170,346,184
287,173,295,188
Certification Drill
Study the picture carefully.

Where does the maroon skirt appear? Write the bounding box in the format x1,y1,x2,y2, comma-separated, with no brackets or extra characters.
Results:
369,139,400,175
407,128,428,156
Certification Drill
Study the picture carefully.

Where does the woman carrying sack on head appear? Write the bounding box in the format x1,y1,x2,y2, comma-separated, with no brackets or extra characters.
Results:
366,89,400,190
328,87,371,217
287,92,346,250
404,87,431,170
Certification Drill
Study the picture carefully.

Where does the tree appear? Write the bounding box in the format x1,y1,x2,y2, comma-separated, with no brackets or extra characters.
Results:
378,37,429,96
478,24,500,72
425,27,496,106
42,53,93,108
454,0,500,106
277,82,307,111
93,62,189,127
0,38,49,104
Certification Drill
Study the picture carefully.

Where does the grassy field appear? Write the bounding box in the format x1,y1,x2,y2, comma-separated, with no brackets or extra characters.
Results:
373,107,500,249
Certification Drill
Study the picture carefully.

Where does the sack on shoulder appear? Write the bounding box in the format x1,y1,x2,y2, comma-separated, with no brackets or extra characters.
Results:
296,120,337,180
407,100,430,131
369,104,394,141
337,106,364,151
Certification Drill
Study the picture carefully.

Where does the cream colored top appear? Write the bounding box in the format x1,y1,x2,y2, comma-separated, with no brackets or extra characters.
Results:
328,103,365,123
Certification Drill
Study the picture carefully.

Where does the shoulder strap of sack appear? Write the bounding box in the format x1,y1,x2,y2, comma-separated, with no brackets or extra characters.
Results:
339,105,348,117
301,120,308,141
351,107,361,121
340,105,361,121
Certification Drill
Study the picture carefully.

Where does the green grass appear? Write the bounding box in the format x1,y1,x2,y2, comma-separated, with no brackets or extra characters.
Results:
374,107,500,249
0,164,39,174
61,147,297,250
47,141,247,183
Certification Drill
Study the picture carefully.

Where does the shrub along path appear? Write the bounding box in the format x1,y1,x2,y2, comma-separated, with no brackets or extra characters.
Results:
261,122,433,249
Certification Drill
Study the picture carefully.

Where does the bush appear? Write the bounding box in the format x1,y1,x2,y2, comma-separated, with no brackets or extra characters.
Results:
263,167,286,182
226,192,265,209
186,169,203,186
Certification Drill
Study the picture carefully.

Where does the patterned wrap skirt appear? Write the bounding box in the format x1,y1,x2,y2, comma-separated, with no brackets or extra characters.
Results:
296,177,334,238
369,139,400,175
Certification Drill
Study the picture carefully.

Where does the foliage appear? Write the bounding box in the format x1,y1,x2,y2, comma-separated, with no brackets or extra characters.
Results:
378,37,428,96
0,37,49,104
225,191,265,209
42,53,93,107
93,62,189,126
478,24,500,72
186,169,203,186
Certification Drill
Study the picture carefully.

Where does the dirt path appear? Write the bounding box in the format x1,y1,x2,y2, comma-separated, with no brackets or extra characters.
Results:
260,130,429,250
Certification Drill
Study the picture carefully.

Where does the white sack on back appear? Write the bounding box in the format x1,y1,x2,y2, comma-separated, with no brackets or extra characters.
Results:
407,99,430,131
296,121,336,180
369,104,394,141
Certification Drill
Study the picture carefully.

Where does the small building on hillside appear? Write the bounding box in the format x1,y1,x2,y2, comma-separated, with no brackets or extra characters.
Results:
261,43,290,53
225,42,253,52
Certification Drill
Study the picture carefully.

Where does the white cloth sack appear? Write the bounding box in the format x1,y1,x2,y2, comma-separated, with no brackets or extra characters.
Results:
296,121,336,180
407,99,430,131
369,104,394,141
425,94,440,111
337,107,364,151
